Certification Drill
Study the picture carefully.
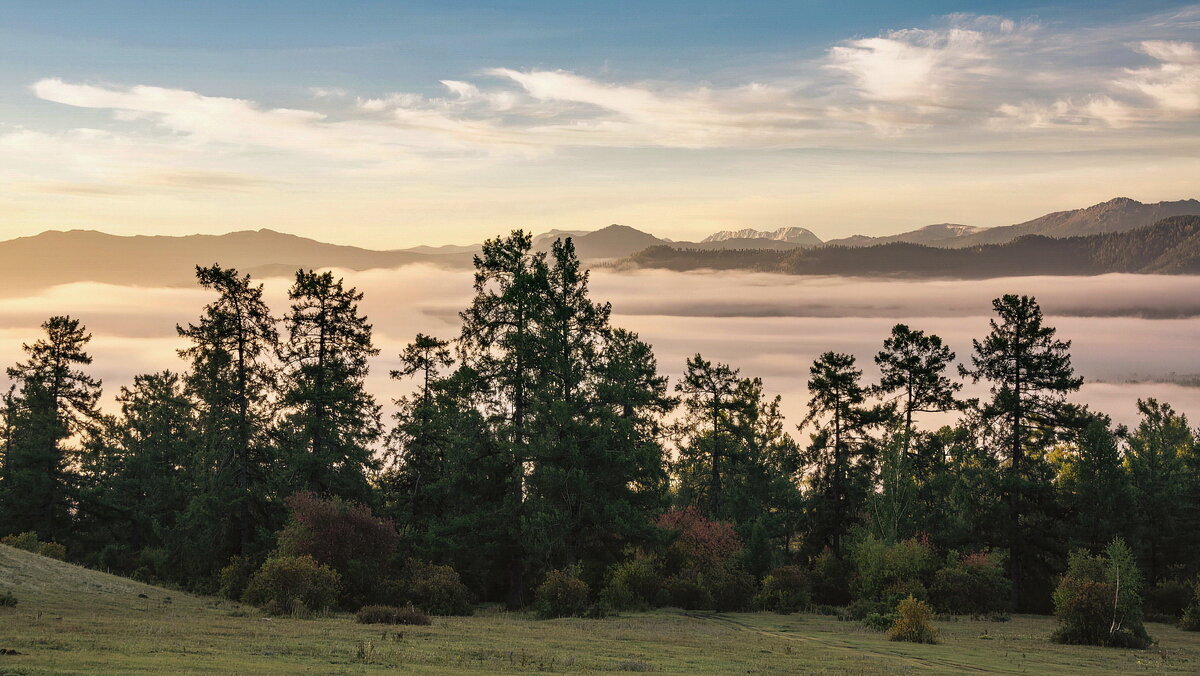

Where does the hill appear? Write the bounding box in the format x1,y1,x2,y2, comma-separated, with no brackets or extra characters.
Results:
620,215,1200,278
0,228,474,293
945,197,1200,248
3,544,1198,674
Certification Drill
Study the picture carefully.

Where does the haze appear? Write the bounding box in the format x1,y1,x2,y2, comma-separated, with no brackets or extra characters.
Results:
0,266,1194,430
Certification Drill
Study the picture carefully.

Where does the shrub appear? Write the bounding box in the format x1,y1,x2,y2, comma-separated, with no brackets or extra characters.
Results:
700,564,756,612
854,535,936,605
1,532,39,552
1146,579,1191,621
929,551,1011,615
755,565,811,614
402,560,473,616
1180,578,1200,631
888,596,940,643
863,611,897,631
242,555,341,615
601,555,662,611
218,555,260,601
277,492,398,608
0,590,16,607
1051,540,1151,649
37,542,67,560
843,598,890,621
534,568,591,618
2,532,66,560
356,604,431,625
660,577,714,610
810,548,851,606
657,507,742,573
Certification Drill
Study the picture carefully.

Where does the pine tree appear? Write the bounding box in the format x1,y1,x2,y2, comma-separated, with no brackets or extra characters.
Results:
874,324,960,454
1125,398,1193,582
800,351,886,556
278,270,381,502
76,371,196,573
176,265,278,566
674,354,742,517
456,231,548,606
1056,415,1132,553
961,294,1082,609
387,333,455,529
0,316,101,542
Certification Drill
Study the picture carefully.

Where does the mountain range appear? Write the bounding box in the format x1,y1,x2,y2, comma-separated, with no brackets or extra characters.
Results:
623,215,1200,278
0,197,1196,293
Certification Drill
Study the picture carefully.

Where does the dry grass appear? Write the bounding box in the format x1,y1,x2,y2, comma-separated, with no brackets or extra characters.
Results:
2,544,1199,674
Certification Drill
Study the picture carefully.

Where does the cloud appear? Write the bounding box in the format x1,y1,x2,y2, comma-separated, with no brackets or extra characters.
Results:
1117,40,1200,112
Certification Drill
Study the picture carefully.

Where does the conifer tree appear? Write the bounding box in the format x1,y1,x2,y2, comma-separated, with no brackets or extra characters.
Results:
1056,415,1132,553
961,294,1082,609
278,270,381,502
800,351,886,556
1126,398,1193,582
176,265,278,565
0,316,101,542
874,324,960,454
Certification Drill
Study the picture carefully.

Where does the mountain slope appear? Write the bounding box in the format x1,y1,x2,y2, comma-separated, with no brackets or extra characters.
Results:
945,197,1200,248
825,223,983,247
0,228,478,293
702,226,822,246
621,216,1200,278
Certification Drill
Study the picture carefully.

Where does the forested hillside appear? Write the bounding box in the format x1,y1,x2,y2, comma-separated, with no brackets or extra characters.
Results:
623,216,1200,277
1,230,1198,636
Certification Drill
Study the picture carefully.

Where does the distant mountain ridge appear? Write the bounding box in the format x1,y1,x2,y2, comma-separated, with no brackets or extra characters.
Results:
2,197,1196,294
702,227,822,246
621,215,1200,278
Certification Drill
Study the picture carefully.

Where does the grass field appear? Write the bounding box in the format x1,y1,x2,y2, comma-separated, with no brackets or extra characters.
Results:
2,545,1199,674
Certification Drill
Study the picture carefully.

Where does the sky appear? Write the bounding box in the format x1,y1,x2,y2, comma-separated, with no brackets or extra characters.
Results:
2,1,1199,247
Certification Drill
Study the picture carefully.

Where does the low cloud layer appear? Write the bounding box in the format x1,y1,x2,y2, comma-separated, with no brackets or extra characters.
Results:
0,267,1195,431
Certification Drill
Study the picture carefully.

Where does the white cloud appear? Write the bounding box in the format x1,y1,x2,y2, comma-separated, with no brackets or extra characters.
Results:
1117,40,1200,112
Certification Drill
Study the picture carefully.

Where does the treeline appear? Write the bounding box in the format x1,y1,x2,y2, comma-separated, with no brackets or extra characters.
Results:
1,231,1199,623
623,215,1200,277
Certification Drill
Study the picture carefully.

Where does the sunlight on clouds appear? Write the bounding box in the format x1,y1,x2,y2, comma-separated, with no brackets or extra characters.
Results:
1118,40,1200,112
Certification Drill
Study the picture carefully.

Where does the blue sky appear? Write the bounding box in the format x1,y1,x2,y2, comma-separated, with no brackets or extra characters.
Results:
1,1,1198,246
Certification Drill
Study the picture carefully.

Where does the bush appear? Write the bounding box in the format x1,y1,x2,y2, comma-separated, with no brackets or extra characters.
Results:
1146,579,1191,621
2,532,66,560
1180,578,1200,631
0,590,16,607
242,555,341,615
929,551,1011,615
863,611,897,631
1,532,39,552
402,560,473,616
657,507,742,573
356,604,431,625
660,577,714,610
700,564,756,612
36,542,67,560
1051,540,1151,649
888,596,940,643
277,492,398,608
534,568,591,618
810,548,851,606
218,555,260,601
601,555,662,611
854,535,936,605
755,565,811,614
843,598,890,621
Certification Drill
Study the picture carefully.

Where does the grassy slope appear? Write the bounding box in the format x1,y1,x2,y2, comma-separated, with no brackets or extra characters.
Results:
2,545,1199,675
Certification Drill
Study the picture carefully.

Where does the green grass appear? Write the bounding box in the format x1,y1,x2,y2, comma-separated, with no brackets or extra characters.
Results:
2,545,1198,674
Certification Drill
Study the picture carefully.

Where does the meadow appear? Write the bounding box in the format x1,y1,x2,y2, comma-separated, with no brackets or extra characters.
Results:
2,545,1198,675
